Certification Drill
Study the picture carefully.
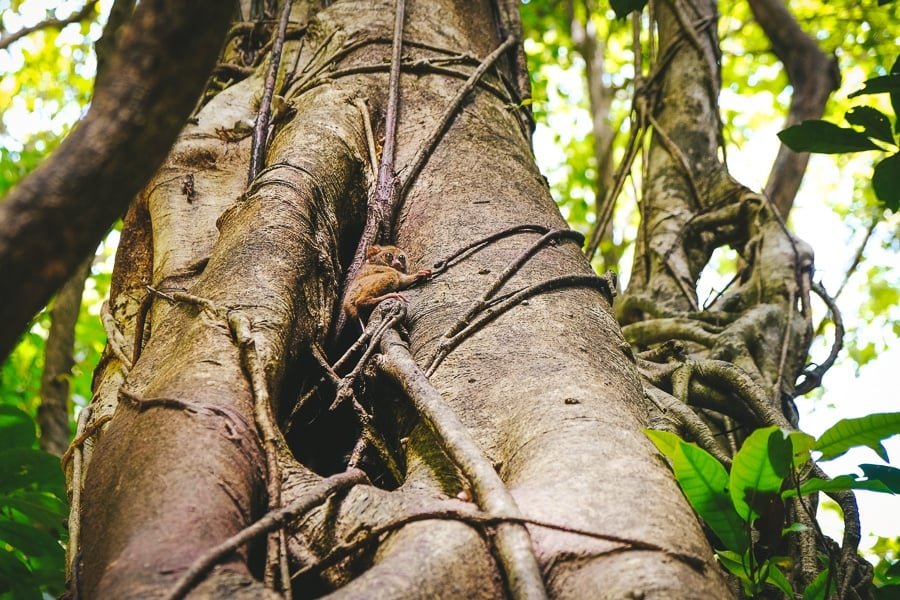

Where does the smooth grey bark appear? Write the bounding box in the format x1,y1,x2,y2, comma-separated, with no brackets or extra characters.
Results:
71,0,730,598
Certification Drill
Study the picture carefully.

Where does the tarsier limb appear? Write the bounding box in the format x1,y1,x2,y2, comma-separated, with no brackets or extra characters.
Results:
342,244,431,324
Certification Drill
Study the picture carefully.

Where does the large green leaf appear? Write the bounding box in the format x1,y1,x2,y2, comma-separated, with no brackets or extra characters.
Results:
716,550,752,585
815,412,900,461
2,492,68,529
0,405,36,451
645,429,748,552
788,431,817,468
846,106,896,145
671,441,748,552
0,520,62,557
778,120,882,153
0,547,38,598
891,57,900,134
730,427,791,521
643,429,681,458
849,74,900,98
860,464,900,493
803,568,837,600
766,562,794,597
0,449,64,496
783,474,893,497
873,153,900,211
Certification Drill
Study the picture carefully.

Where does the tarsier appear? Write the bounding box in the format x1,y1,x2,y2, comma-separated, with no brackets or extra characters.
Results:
342,244,431,323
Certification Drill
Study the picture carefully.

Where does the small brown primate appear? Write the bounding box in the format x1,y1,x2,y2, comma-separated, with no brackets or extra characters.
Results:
343,244,431,322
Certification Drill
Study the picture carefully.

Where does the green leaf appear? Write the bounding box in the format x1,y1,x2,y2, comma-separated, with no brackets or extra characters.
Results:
803,568,836,600
782,522,810,535
0,547,38,596
644,428,682,458
0,449,64,495
846,106,896,145
730,427,791,521
2,492,68,529
849,74,900,98
0,520,62,557
671,441,748,552
860,464,900,493
887,559,900,578
766,562,794,597
717,550,751,584
778,120,882,153
815,412,900,461
0,405,36,451
788,431,817,468
784,474,893,497
609,0,648,19
873,153,900,212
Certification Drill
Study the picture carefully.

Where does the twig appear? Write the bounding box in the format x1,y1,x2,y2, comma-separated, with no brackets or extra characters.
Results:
443,228,584,339
60,414,113,471
65,405,92,580
394,35,517,230
430,224,554,276
292,504,706,581
833,218,877,301
330,0,407,345
164,469,367,600
100,302,132,371
227,312,288,591
353,98,379,178
0,0,98,50
795,281,844,396
248,0,293,184
378,328,548,600
773,288,795,403
426,274,615,376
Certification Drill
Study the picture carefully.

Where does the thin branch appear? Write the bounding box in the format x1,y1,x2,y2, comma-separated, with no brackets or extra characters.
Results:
833,218,877,301
378,327,548,600
795,281,844,396
248,0,293,184
393,35,517,230
227,312,287,591
292,505,706,581
65,405,92,580
329,0,406,344
426,274,615,376
353,98,378,178
443,229,584,339
0,0,99,50
164,469,367,600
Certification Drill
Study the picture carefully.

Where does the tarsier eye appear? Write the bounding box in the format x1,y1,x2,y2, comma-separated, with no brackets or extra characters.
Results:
384,253,393,262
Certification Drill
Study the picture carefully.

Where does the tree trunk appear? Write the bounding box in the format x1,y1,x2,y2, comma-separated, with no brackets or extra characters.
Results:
67,0,843,597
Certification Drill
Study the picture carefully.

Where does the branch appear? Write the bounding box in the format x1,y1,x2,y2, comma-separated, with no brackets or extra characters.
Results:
0,0,232,361
748,0,840,216
248,0,293,184
377,326,548,600
164,469,367,600
38,255,92,456
0,1,99,50
330,0,406,344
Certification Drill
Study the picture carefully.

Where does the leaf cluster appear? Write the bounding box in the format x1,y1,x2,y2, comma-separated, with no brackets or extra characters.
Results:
0,406,68,599
646,414,900,598
779,58,900,211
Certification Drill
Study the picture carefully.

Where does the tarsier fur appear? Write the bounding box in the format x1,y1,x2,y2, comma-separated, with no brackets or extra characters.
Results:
342,244,431,322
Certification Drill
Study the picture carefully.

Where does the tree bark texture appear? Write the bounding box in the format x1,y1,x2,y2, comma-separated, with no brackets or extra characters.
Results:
72,1,735,598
